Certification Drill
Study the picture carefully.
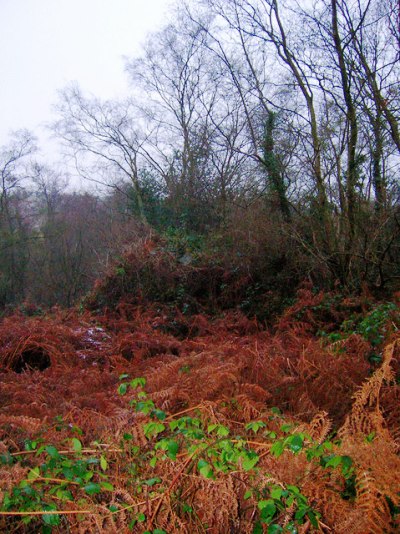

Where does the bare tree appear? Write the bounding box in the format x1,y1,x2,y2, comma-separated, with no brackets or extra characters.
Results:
53,85,148,223
126,16,246,228
0,131,37,304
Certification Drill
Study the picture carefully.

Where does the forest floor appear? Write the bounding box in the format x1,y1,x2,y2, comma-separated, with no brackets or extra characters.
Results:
0,289,399,533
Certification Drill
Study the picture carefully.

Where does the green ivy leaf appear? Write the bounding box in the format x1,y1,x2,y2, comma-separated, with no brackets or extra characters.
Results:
0,452,14,465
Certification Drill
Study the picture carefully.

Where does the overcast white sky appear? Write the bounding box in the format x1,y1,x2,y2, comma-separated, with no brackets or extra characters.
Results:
0,0,171,155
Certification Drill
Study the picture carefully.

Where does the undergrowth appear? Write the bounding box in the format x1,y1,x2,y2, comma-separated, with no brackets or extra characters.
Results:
84,236,296,322
0,292,399,532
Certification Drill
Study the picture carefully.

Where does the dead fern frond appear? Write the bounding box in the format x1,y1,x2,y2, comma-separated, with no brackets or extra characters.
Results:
306,411,332,443
336,471,392,534
340,339,397,440
0,415,43,434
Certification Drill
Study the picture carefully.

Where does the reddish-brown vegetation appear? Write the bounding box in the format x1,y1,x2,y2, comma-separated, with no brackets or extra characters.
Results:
0,290,399,532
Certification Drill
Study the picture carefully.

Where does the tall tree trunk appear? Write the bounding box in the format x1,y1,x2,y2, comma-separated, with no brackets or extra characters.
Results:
372,110,386,211
331,0,358,241
261,111,291,221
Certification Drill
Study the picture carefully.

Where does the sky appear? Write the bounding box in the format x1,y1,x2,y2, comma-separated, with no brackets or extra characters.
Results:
0,0,171,158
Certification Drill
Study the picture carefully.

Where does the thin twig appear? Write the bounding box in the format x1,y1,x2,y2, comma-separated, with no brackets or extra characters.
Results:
165,404,204,421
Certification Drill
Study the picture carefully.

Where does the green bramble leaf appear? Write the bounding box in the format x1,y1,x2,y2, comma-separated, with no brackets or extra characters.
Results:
45,445,60,459
153,409,167,421
197,459,214,479
324,455,342,468
84,482,101,495
270,440,285,457
307,509,320,528
207,424,229,437
118,383,128,395
119,373,129,380
71,438,82,452
270,487,283,500
43,512,60,526
258,499,277,522
167,440,179,460
143,422,165,439
27,467,40,480
100,455,107,471
56,488,73,501
287,434,304,453
143,477,161,487
130,377,146,389
241,450,259,471
245,421,267,434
